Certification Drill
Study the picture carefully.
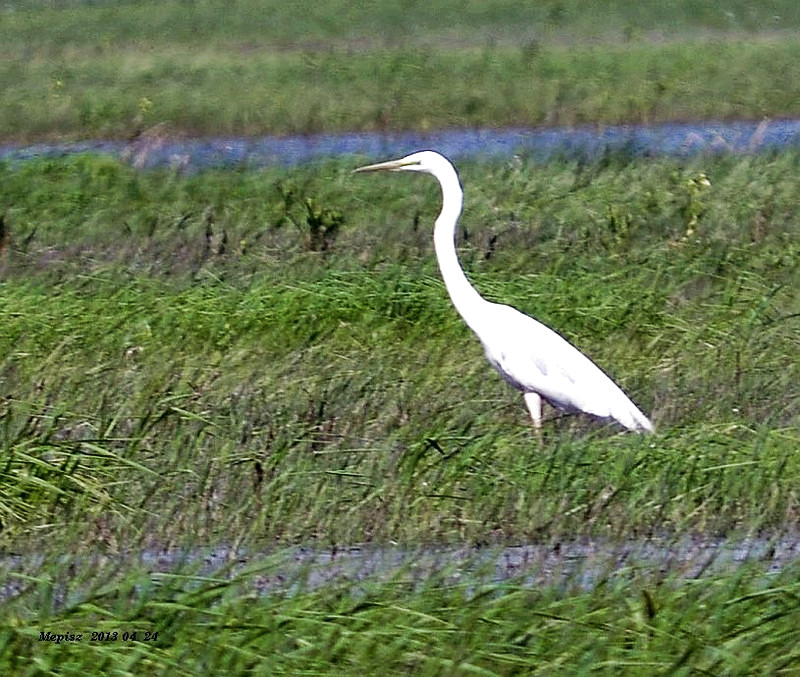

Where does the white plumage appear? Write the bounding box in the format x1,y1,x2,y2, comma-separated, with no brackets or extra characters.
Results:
355,150,653,433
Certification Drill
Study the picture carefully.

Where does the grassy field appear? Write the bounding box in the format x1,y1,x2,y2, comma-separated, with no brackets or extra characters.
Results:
2,151,799,673
7,0,799,48
2,1,800,141
2,1,800,674
3,558,800,675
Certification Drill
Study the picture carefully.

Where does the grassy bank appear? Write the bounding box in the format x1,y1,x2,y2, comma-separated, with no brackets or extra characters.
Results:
2,151,799,675
2,2,800,141
2,150,799,671
3,556,800,675
6,0,799,52
2,152,798,549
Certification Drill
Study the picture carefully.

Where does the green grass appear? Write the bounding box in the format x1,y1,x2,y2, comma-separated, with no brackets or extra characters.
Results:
1,152,798,550
2,154,798,674
3,556,800,675
1,1,800,141
2,3,800,673
6,0,800,49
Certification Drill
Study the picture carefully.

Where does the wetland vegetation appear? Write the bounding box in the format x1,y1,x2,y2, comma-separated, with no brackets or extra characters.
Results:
1,1,799,674
2,0,800,141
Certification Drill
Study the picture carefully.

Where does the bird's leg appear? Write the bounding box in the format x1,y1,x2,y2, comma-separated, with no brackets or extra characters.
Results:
523,391,542,427
523,392,543,445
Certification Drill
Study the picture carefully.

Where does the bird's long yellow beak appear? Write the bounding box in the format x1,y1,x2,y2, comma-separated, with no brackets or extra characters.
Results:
352,157,418,173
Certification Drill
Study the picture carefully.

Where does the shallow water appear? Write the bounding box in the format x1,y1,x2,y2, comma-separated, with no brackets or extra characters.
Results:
3,119,799,170
3,534,798,604
241,534,800,595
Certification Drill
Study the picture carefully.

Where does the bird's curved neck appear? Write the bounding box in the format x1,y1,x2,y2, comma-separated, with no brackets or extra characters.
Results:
432,166,488,329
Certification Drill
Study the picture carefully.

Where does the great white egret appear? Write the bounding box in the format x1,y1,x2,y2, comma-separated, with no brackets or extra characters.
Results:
354,151,653,433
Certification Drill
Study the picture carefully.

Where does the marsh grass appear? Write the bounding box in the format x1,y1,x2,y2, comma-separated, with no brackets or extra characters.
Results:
3,3,800,671
2,2,800,141
4,40,800,142
6,0,799,50
1,151,798,672
2,151,798,546
3,554,800,675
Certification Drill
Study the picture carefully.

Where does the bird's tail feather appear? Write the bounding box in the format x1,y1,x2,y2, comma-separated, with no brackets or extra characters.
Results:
617,405,654,433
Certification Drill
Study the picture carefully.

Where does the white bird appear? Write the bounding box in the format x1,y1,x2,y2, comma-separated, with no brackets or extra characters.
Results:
354,151,653,433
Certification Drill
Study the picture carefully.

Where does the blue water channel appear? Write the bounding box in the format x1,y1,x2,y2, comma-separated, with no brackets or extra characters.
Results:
3,119,799,170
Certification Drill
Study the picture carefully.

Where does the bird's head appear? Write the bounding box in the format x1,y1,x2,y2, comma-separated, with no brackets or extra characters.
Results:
353,150,450,176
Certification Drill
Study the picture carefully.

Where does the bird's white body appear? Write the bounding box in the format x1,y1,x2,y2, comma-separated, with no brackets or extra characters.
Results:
355,151,653,433
475,303,652,430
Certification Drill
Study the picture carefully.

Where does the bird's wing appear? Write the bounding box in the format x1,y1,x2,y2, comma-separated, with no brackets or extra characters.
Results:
479,304,652,431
